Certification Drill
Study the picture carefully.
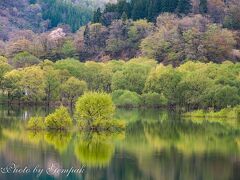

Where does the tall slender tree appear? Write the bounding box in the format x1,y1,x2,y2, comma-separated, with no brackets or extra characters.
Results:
93,8,102,23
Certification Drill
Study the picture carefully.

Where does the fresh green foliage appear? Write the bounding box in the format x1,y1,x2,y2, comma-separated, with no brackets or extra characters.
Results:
61,77,87,105
19,66,46,102
0,56,7,63
43,66,61,104
27,116,45,130
75,92,116,129
184,106,240,120
112,90,142,108
45,131,72,153
2,58,240,110
111,62,151,94
144,64,182,105
45,106,73,130
13,52,40,68
0,59,12,90
141,93,168,107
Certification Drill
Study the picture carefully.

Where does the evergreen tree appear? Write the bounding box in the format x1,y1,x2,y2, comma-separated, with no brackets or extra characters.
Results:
147,0,161,21
131,0,148,20
176,0,192,14
199,0,208,14
93,8,102,23
121,12,128,22
40,0,92,32
84,24,91,47
161,0,179,13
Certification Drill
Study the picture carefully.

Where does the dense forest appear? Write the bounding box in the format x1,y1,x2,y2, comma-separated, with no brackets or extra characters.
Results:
0,0,240,110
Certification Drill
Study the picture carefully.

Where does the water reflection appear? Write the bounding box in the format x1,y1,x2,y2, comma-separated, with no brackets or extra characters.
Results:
45,131,73,154
75,132,124,168
0,106,239,179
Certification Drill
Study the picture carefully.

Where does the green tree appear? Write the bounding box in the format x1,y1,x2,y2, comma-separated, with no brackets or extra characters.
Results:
13,51,40,68
202,85,240,109
27,116,45,130
0,56,7,63
0,60,12,91
176,0,192,14
176,74,213,108
45,106,72,130
43,67,61,105
83,62,112,92
93,8,102,23
111,62,151,94
3,70,23,102
199,0,208,14
61,39,76,58
54,58,86,79
19,66,46,102
61,77,87,106
144,65,182,105
112,90,142,108
75,92,115,128
121,11,128,22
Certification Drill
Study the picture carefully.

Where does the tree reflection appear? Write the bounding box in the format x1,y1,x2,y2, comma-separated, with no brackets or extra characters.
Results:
74,131,124,168
44,131,72,154
143,119,240,155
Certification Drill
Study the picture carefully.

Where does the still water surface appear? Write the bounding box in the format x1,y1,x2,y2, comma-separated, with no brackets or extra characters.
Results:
0,105,240,180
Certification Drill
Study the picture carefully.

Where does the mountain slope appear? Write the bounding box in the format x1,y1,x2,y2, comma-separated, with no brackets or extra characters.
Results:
0,0,115,40
0,0,48,40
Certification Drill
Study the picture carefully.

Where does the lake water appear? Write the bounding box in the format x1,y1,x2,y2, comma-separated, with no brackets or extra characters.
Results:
0,105,240,180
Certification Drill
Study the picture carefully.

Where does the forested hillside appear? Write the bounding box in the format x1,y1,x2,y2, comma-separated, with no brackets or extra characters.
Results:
0,0,240,63
0,0,114,40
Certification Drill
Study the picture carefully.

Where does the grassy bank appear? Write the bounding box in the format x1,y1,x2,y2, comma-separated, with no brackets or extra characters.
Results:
183,106,240,120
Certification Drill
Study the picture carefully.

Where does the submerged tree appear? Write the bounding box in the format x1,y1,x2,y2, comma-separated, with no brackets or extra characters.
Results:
75,92,116,129
45,106,73,130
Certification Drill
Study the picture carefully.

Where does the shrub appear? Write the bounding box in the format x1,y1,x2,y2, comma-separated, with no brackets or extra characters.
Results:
112,90,142,108
27,116,45,130
45,106,72,130
75,92,115,128
141,93,168,107
183,110,205,117
183,105,240,120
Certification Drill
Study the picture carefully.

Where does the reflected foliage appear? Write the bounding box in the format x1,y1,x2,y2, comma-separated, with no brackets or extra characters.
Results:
45,131,72,154
74,131,124,167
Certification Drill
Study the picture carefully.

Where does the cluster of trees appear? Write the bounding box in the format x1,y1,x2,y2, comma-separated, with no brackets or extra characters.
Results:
141,14,237,65
1,13,239,63
1,56,240,109
27,92,125,131
0,57,88,106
